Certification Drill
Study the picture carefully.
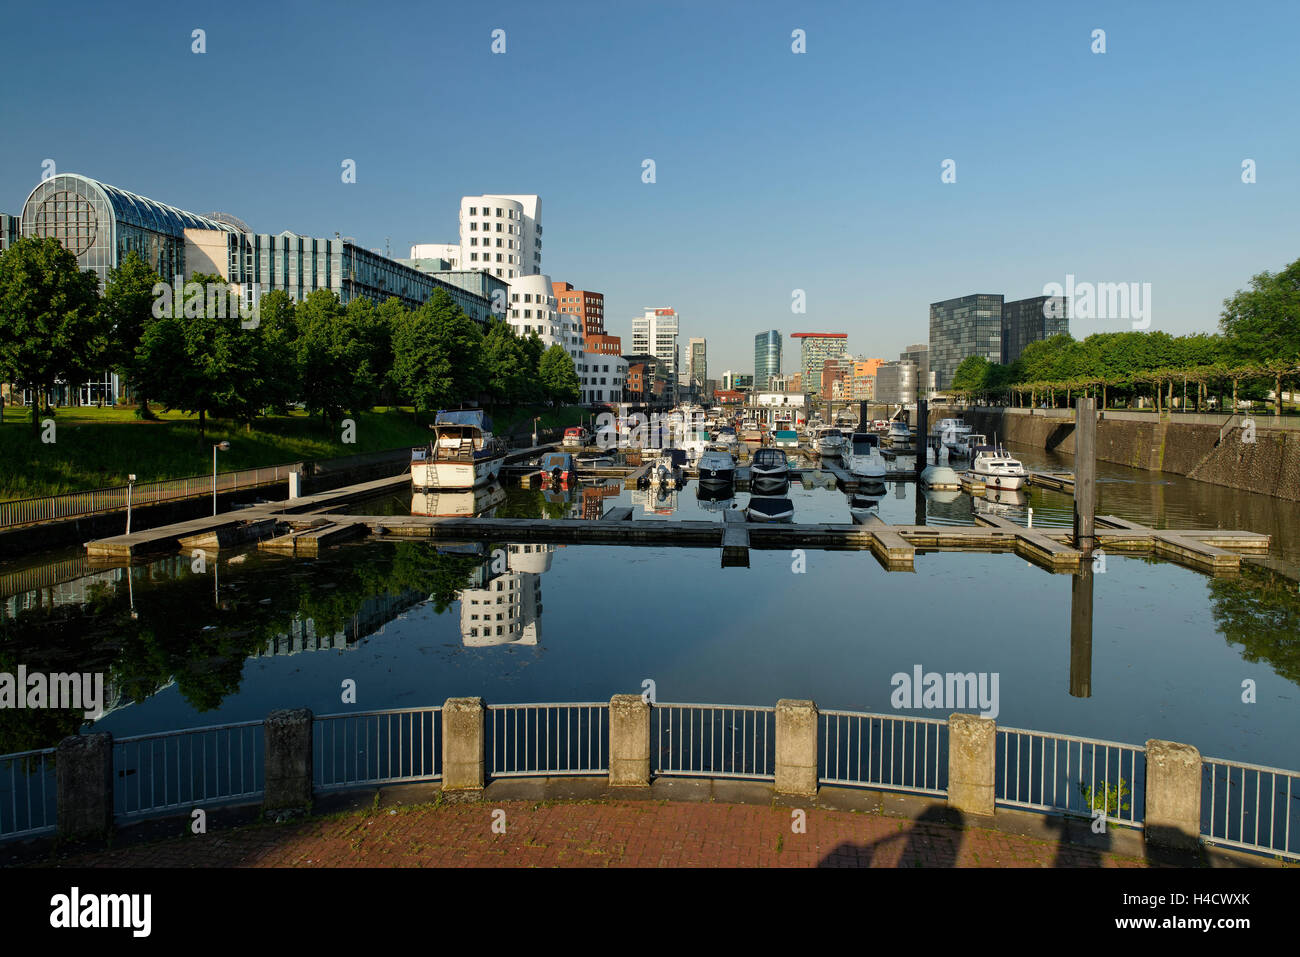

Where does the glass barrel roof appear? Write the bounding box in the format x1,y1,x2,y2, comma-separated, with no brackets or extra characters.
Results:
24,173,240,238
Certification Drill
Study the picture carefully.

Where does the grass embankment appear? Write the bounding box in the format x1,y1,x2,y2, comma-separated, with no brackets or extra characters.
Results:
0,404,587,501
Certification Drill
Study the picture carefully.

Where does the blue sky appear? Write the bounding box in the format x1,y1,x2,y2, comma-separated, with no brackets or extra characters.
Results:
2,0,1295,373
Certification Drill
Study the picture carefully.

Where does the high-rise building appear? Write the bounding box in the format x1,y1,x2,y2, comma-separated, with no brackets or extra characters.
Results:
900,343,933,397
687,337,708,394
790,333,848,394
454,194,541,281
632,308,679,401
874,360,917,405
822,356,855,398
851,358,886,400
753,330,782,390
1001,296,1069,364
721,371,755,391
929,295,1004,391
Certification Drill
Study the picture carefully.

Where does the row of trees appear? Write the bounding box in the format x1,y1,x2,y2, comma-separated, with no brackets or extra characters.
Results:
949,258,1300,414
0,238,582,438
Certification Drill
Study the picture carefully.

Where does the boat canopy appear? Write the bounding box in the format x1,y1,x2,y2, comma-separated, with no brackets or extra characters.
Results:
436,409,492,431
752,448,788,468
540,451,575,472
851,433,879,452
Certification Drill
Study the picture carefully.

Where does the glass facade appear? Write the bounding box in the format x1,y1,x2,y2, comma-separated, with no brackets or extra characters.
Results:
0,214,21,251
928,294,1004,391
753,330,781,390
1001,296,1069,365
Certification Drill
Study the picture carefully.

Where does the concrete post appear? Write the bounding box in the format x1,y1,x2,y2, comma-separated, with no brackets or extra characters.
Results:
947,713,996,818
1144,739,1201,850
56,733,113,841
441,697,485,791
1074,396,1097,551
774,699,819,796
263,708,313,810
288,470,302,500
608,694,650,786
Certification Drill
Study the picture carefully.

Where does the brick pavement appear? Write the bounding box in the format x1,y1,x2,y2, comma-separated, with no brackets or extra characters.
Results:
32,799,1160,868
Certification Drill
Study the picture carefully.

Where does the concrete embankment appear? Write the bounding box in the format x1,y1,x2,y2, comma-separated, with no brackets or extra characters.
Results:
960,409,1300,502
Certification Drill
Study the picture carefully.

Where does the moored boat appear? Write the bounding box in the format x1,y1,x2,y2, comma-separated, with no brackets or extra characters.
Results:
968,444,1027,490
844,432,886,479
411,409,505,489
750,447,792,495
697,445,737,490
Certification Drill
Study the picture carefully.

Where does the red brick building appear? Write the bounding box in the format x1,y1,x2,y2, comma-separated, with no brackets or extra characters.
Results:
553,281,620,354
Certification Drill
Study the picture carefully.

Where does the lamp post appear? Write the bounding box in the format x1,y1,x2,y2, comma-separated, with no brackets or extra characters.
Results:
126,474,136,534
212,441,230,515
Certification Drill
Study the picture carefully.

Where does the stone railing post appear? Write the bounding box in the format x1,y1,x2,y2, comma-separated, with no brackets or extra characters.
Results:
441,697,485,792
947,713,996,817
56,732,113,841
774,699,819,796
263,708,313,811
1143,739,1201,850
609,695,650,786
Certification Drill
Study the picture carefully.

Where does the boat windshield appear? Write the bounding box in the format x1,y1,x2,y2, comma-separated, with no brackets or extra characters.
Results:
851,434,877,453
753,448,787,467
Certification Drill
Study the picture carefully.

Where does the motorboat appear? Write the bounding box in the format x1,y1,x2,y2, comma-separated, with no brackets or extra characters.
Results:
714,426,738,451
919,463,962,490
562,425,591,448
815,427,846,457
886,421,912,446
952,432,987,459
681,429,712,464
773,428,800,448
935,418,972,450
745,495,794,523
539,451,577,488
697,446,737,490
968,445,1027,490
750,447,792,495
844,432,886,479
411,409,506,489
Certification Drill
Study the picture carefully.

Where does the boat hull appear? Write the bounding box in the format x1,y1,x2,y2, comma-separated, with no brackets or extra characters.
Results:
412,456,503,489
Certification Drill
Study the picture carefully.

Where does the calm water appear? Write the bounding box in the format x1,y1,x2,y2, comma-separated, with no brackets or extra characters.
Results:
1,441,1297,770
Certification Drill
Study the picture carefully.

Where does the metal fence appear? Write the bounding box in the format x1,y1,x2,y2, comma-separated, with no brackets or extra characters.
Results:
1201,757,1300,860
486,703,608,777
314,708,442,790
653,703,776,780
995,728,1145,828
113,722,265,818
0,465,297,530
819,711,948,796
0,749,57,839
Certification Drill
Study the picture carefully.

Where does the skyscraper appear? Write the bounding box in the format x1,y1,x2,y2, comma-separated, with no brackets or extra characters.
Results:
790,333,848,395
687,337,708,395
1001,296,1069,365
928,295,1004,391
754,330,782,391
632,308,680,401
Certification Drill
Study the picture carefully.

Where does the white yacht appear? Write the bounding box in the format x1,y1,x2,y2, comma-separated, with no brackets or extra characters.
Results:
886,421,912,446
411,410,505,489
697,446,737,490
951,432,987,459
815,427,846,457
968,445,1027,490
844,432,886,479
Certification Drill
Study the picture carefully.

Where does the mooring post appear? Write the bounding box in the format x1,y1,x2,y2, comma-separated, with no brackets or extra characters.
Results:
914,398,929,524
1073,397,1096,551
1069,562,1093,698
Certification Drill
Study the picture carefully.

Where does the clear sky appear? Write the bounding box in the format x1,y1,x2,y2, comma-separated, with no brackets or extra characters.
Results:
2,0,1295,373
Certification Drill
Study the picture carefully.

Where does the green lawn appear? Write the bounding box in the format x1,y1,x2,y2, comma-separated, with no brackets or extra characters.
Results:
0,404,588,501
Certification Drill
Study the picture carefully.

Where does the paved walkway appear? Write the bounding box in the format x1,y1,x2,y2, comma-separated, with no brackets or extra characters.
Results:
35,799,1161,868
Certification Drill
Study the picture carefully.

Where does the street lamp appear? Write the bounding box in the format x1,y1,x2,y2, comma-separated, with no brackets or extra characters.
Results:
212,441,230,515
126,474,136,534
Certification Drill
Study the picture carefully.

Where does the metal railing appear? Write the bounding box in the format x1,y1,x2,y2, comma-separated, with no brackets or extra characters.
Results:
653,703,775,780
486,703,607,777
314,707,442,790
995,728,1145,828
1201,757,1299,860
113,721,265,818
0,749,57,839
0,464,297,530
819,711,948,796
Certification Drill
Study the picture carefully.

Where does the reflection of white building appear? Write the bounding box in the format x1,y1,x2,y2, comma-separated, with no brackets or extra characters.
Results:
459,544,553,646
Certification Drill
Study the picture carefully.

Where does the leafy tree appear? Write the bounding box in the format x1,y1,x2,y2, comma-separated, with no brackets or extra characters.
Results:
294,289,377,427
99,251,163,416
481,320,532,403
538,343,580,405
1220,257,1300,416
951,355,991,392
392,291,486,413
0,237,107,437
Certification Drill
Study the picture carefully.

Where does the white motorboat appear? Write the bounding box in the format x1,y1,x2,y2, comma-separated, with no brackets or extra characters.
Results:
697,446,737,490
562,425,591,448
815,427,846,457
713,426,738,451
936,418,972,450
886,421,912,446
844,432,886,479
750,447,792,495
411,410,505,489
967,444,1027,490
951,432,987,459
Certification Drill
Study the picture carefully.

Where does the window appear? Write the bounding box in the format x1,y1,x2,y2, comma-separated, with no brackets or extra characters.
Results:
470,222,477,231
469,207,477,215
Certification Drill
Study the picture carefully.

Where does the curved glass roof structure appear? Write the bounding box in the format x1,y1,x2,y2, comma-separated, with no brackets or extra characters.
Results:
33,174,238,236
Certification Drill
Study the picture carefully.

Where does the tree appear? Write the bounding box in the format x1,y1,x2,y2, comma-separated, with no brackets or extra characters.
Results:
0,237,107,437
1220,257,1300,417
538,344,580,405
481,320,532,403
99,251,163,416
294,289,377,427
392,291,486,414
951,355,991,393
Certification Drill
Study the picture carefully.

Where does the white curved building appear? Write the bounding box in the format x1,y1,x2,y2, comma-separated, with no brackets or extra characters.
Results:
458,194,541,281
508,274,582,363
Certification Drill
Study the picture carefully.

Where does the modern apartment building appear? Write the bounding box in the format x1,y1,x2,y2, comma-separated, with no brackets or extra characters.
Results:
455,194,541,281
790,333,847,395
928,295,1004,391
631,308,679,401
851,358,886,400
753,330,782,390
1002,295,1069,364
552,281,611,347
507,274,583,363
821,356,855,399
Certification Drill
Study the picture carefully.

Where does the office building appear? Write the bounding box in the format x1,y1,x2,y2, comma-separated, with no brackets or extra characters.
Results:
791,333,847,394
687,337,708,395
721,371,754,391
456,194,542,281
1002,295,1069,364
874,360,918,405
631,308,679,401
851,358,886,400
928,295,1004,391
406,243,461,269
0,213,21,251
900,344,933,397
754,330,782,390
822,356,855,399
